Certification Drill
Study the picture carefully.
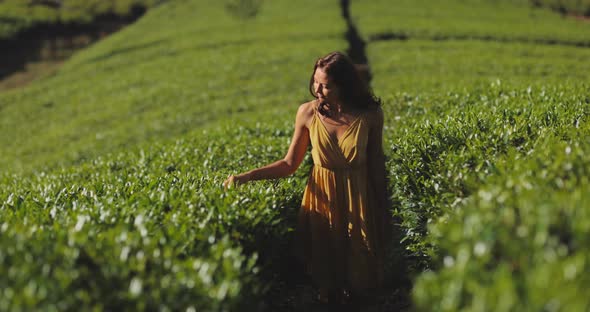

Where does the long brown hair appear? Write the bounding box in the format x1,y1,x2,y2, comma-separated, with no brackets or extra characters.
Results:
309,51,380,117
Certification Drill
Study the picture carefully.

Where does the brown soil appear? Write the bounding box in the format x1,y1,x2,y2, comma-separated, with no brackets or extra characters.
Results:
570,14,590,22
0,59,64,91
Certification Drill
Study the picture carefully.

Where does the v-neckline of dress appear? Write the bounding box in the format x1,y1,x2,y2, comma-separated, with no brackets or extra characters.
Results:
315,109,363,146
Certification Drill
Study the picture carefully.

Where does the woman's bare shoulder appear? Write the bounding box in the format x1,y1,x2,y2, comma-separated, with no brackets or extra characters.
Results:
299,100,317,113
296,100,317,119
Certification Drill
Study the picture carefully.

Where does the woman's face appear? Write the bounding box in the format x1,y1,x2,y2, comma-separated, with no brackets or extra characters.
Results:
313,67,340,105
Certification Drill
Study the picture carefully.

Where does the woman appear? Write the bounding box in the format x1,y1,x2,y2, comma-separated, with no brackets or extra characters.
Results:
223,51,387,304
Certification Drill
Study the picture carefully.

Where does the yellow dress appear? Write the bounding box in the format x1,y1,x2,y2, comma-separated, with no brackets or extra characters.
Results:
294,107,385,292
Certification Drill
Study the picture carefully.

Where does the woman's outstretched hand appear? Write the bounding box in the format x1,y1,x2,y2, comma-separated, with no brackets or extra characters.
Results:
223,173,250,189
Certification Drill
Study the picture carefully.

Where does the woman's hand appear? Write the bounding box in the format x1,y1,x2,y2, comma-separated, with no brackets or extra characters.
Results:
223,173,250,189
222,102,312,190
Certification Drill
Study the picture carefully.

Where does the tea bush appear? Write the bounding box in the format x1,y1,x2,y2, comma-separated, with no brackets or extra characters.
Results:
352,0,590,46
413,131,590,311
0,118,311,310
2,0,590,310
355,1,590,309
379,84,589,269
368,39,590,92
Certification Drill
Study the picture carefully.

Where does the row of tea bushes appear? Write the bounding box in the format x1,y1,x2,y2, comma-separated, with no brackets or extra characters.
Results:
375,81,589,310
356,1,590,308
0,117,309,310
413,130,590,311
381,84,589,269
367,39,590,92
352,0,590,46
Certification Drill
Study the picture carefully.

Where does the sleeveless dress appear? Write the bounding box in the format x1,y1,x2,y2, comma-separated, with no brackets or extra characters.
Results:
294,106,385,292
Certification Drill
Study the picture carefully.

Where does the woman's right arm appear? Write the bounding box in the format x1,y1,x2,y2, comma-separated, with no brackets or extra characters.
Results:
223,103,312,188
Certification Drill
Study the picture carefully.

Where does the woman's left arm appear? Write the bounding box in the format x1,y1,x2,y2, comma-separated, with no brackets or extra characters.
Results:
223,103,312,188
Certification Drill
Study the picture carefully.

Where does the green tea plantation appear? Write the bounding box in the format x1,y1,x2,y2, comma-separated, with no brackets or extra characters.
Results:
1,0,589,311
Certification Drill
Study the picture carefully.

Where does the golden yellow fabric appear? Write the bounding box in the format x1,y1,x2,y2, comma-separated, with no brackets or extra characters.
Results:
294,108,384,292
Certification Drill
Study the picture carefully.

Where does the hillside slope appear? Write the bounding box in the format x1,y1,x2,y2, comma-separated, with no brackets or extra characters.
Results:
1,0,590,311
0,0,345,173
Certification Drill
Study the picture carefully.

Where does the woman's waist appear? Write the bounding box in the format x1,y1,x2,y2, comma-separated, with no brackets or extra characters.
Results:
313,163,366,171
